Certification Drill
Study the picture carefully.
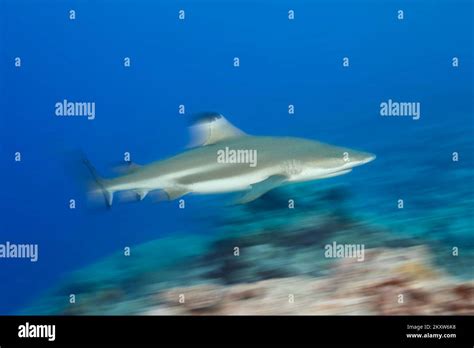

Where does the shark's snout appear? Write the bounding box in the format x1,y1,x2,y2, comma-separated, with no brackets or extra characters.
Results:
362,153,376,164
347,152,376,167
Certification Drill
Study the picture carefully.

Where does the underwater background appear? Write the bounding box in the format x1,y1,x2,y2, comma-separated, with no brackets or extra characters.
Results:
0,0,472,314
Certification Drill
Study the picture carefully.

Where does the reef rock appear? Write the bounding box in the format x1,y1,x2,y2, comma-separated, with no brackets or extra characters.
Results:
144,246,473,315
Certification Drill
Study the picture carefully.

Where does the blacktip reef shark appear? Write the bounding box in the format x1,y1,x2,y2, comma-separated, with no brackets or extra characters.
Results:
84,113,376,206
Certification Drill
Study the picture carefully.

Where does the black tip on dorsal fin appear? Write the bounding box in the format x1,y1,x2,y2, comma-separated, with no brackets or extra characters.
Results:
188,112,223,126
187,111,246,147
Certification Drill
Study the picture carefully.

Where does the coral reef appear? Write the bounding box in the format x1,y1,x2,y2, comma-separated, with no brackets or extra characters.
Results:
145,246,473,315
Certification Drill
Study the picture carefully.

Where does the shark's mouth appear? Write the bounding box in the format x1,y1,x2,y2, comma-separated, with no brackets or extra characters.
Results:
315,168,353,180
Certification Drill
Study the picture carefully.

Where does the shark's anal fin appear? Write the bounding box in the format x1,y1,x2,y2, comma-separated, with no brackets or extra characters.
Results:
235,175,287,204
163,186,190,200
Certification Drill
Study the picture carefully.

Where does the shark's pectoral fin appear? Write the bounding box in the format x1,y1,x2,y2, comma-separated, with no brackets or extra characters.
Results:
163,186,190,200
235,175,288,204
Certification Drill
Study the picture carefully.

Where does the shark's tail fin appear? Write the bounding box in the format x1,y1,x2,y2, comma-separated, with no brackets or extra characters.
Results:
82,158,114,207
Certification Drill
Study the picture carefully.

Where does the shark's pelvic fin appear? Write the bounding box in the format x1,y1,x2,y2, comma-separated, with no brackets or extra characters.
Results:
163,186,190,200
135,189,148,201
235,175,288,204
188,112,247,147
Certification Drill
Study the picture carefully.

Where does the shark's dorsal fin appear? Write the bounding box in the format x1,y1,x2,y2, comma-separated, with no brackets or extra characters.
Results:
188,112,246,147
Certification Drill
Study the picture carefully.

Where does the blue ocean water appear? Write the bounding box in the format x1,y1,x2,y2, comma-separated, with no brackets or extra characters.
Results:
0,0,473,314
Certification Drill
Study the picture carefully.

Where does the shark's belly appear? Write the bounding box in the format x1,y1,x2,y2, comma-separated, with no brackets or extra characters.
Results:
187,171,270,194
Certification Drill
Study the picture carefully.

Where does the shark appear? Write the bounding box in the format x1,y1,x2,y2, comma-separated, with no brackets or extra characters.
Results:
84,113,376,206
